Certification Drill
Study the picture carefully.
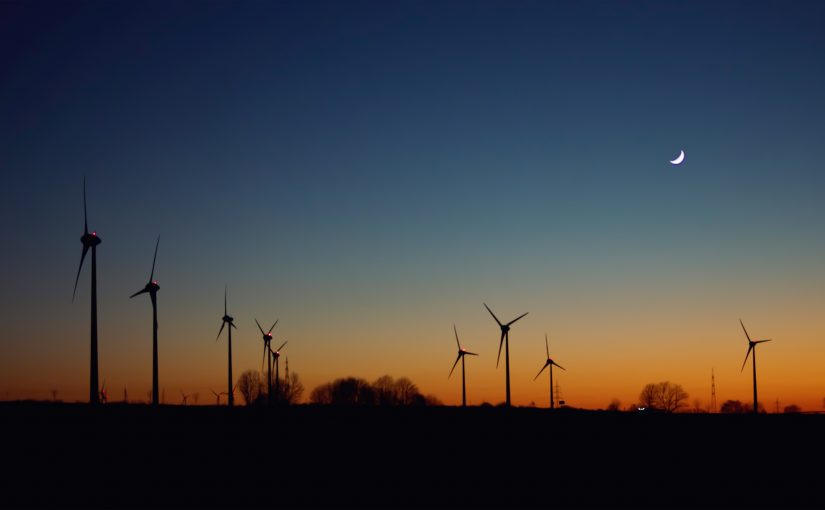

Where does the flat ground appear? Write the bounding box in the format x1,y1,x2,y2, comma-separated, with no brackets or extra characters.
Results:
1,402,822,509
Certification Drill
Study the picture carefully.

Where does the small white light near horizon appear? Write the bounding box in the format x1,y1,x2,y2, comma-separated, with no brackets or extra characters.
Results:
669,150,685,165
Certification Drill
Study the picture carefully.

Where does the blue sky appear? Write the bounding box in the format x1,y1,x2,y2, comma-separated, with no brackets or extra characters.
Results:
2,1,824,407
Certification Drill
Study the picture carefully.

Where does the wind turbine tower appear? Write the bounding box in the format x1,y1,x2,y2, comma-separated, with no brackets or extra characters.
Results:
217,288,237,406
484,303,528,408
73,177,102,404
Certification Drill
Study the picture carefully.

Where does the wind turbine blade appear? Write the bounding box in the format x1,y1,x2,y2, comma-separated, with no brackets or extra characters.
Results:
149,236,159,282
506,312,529,327
496,332,505,368
130,288,148,298
230,322,237,329
755,339,772,344
545,333,549,359
276,340,288,352
261,345,267,374
453,324,461,350
448,354,461,378
83,176,88,234
255,318,265,336
552,361,566,371
72,245,89,301
534,363,549,380
268,320,278,335
739,319,752,342
211,389,218,397
740,344,753,372
224,287,227,316
484,303,502,326
150,291,156,308
216,321,226,341
465,351,479,356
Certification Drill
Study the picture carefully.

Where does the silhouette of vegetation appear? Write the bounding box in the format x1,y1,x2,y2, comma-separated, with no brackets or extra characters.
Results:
743,402,766,414
720,400,745,413
308,375,438,406
783,404,801,413
606,399,622,411
237,370,263,405
638,381,689,413
277,372,305,404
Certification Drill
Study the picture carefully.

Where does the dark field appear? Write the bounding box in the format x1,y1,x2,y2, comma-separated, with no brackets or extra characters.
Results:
1,402,823,509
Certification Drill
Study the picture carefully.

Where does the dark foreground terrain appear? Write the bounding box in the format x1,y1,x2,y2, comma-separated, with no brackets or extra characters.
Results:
1,402,823,509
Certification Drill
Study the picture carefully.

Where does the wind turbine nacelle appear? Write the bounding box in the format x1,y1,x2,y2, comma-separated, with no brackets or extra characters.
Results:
264,334,273,341
501,325,510,333
146,281,160,292
81,232,102,246
223,315,234,323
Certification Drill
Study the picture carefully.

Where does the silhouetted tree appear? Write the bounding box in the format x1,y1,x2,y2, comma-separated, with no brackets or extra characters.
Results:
373,375,397,405
309,375,435,406
638,381,689,413
394,377,419,406
309,383,333,404
607,399,622,411
237,370,264,405
743,402,766,414
720,400,745,413
277,372,305,404
423,394,443,406
783,404,801,413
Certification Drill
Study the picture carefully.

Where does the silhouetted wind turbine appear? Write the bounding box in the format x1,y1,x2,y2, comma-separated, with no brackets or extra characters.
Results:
255,318,278,405
449,324,478,407
269,340,288,404
180,391,190,406
484,303,528,407
739,319,772,415
73,177,102,404
533,333,566,409
130,236,160,406
99,380,107,404
216,287,237,407
210,389,221,406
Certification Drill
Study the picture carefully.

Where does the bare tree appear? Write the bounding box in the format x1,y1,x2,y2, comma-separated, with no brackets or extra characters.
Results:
309,382,333,404
373,375,397,406
237,370,264,405
606,399,621,411
783,404,801,414
638,381,689,413
277,372,305,404
639,384,659,409
394,377,419,406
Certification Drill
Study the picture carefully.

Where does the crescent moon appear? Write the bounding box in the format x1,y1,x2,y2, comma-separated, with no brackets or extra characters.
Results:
670,150,685,165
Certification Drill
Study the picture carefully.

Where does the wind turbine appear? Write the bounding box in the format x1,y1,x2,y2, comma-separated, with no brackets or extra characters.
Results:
73,177,102,404
484,303,528,407
216,287,237,407
180,391,190,406
99,380,107,404
130,236,160,406
210,389,221,406
533,333,566,409
449,324,478,407
739,319,772,415
255,318,278,405
269,340,288,404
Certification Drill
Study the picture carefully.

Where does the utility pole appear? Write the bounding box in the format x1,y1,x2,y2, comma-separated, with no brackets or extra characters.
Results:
710,368,717,413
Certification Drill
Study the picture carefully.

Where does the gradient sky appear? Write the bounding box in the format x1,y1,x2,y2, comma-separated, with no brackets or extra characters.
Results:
2,1,824,410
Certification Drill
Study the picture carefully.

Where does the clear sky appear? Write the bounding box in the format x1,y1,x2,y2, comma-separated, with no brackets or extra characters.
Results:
2,1,824,410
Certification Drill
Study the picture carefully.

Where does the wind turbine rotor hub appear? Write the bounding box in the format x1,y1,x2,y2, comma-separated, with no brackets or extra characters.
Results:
501,325,510,333
223,315,233,323
264,334,272,341
81,233,102,246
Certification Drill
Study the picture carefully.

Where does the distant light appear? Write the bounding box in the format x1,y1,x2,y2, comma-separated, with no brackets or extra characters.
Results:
638,407,646,411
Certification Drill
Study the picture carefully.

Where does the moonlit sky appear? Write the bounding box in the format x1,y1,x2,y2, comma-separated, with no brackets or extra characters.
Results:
2,1,824,409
